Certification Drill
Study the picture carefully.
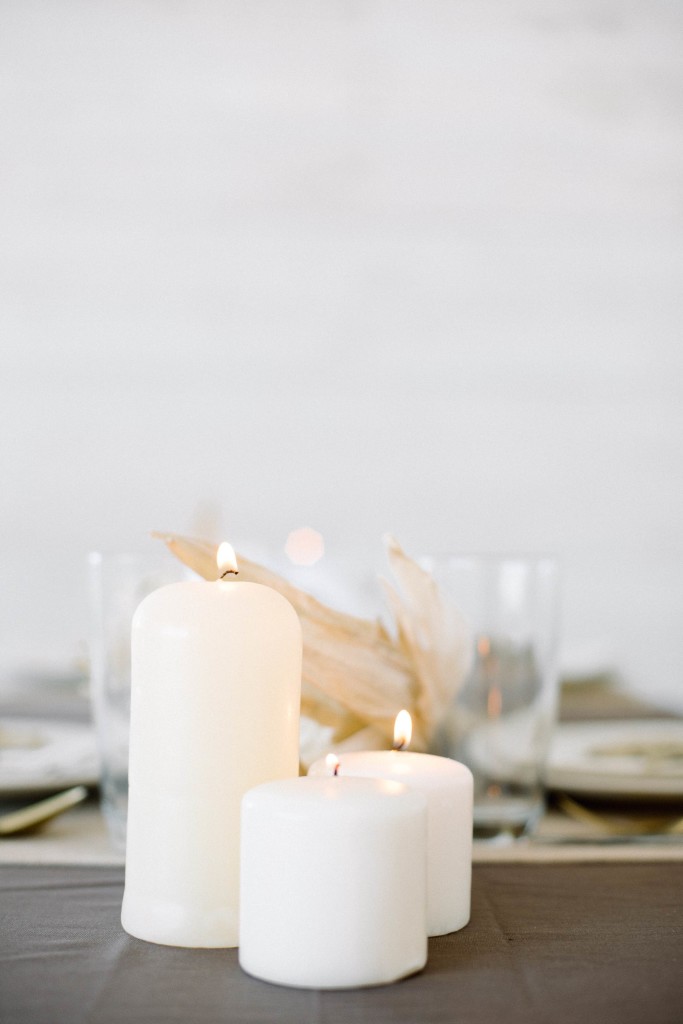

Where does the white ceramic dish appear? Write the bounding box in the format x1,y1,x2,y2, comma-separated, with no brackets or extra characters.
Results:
0,717,99,795
546,719,683,799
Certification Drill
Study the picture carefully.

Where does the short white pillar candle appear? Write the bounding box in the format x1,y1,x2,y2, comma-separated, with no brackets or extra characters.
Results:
239,775,428,989
121,546,301,949
309,743,473,937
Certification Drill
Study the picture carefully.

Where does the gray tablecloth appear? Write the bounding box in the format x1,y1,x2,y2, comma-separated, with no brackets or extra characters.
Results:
2,863,682,1024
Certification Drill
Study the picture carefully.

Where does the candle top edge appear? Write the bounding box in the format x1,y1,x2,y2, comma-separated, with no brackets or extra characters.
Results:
308,750,472,782
132,578,301,628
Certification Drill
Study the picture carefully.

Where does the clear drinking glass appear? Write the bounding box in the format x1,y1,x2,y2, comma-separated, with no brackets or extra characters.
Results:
88,551,186,850
423,555,560,840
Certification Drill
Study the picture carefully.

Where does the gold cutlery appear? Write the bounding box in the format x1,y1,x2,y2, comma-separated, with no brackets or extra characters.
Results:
0,785,88,836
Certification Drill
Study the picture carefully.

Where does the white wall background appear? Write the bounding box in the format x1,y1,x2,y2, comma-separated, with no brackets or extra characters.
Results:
1,1,682,706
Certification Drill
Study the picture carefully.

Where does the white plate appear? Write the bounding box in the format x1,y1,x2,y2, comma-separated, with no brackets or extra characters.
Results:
0,717,99,795
546,719,683,799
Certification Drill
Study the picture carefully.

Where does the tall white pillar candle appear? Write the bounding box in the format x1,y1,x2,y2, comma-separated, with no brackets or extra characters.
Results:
239,775,428,989
121,561,301,949
309,745,472,937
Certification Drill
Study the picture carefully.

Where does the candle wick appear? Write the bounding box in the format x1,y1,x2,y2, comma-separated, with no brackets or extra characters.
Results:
392,741,406,751
220,569,239,579
333,764,339,776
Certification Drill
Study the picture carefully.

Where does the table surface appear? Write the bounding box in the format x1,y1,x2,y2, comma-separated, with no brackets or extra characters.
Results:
2,861,682,1024
2,683,683,1023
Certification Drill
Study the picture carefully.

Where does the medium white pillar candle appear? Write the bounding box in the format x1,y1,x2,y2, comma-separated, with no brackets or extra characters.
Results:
121,548,301,949
239,775,428,989
309,727,472,937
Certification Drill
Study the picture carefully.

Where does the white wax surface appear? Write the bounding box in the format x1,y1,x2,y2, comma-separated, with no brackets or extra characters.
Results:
121,580,301,948
239,776,428,989
309,750,473,936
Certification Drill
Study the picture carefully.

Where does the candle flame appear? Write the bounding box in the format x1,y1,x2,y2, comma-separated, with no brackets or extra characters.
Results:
393,710,412,751
216,542,238,576
325,752,340,776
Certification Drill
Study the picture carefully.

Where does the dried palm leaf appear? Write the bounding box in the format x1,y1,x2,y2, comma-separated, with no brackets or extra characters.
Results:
381,534,472,739
152,531,469,758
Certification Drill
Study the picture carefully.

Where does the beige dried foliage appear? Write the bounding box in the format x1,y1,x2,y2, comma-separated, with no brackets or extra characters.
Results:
152,531,469,758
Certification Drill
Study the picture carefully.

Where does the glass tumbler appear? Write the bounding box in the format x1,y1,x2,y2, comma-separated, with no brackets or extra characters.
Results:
88,551,186,850
423,555,560,840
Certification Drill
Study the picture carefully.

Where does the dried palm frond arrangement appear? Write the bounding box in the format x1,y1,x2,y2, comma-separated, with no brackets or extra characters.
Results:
154,532,471,766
